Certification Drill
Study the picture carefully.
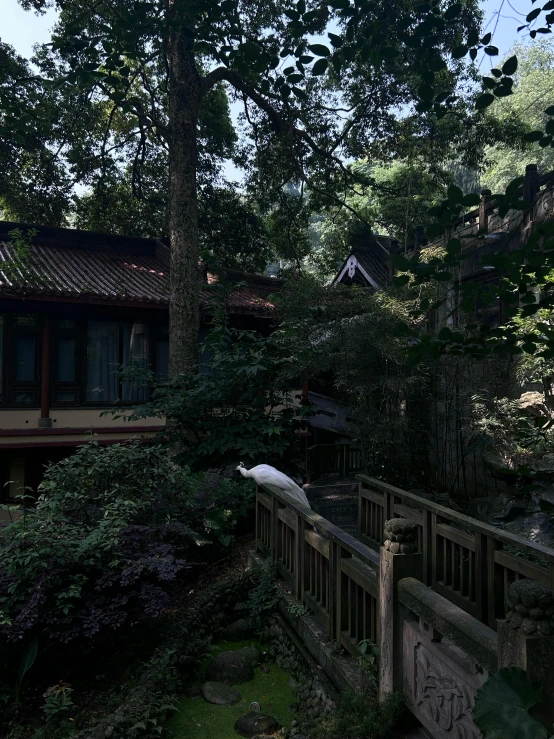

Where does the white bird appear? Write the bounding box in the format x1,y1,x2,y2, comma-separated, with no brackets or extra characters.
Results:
236,463,311,509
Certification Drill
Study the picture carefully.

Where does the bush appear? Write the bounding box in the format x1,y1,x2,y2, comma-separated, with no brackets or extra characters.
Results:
0,441,252,646
312,691,407,739
121,314,313,470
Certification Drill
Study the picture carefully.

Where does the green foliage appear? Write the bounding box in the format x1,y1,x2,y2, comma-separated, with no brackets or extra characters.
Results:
42,683,74,722
287,601,310,620
311,690,406,739
124,304,312,468
238,559,280,626
14,639,37,705
482,41,554,193
473,667,553,739
0,441,250,647
357,640,379,682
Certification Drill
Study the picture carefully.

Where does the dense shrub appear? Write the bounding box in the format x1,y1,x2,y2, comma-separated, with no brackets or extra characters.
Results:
0,441,253,646
123,314,313,470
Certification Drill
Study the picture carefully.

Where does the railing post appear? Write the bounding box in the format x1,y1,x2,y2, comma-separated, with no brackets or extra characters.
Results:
328,540,341,641
379,518,422,700
270,494,279,560
497,580,554,729
295,514,305,601
255,485,260,552
479,188,491,231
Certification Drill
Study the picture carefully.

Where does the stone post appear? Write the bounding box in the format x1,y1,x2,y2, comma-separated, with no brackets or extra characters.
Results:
497,579,554,729
479,188,491,232
379,518,423,700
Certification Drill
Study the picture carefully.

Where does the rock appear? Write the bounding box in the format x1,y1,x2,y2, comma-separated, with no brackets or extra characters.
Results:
288,703,300,713
104,728,114,738
201,681,242,705
505,512,554,547
205,647,261,685
518,391,549,417
491,494,529,523
234,713,280,737
224,618,255,641
260,666,270,674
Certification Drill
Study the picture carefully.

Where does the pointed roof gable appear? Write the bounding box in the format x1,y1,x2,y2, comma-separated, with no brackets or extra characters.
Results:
333,234,398,290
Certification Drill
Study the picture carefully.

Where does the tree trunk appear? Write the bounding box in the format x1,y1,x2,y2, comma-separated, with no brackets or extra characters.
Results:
167,22,202,375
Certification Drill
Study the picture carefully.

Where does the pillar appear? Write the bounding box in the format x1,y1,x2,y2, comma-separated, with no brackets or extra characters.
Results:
497,579,554,729
379,518,423,699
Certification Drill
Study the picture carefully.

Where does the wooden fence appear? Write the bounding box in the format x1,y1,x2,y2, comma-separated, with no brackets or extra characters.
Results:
306,442,364,484
256,485,379,656
358,473,554,630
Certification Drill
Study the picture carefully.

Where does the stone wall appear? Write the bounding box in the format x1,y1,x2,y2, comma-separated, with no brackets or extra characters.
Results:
262,618,337,739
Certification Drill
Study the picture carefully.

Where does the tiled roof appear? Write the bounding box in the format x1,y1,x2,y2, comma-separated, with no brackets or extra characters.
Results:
0,224,280,315
333,234,395,288
352,246,391,288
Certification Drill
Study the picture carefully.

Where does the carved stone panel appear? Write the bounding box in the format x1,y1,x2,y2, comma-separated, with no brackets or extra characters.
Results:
403,619,487,739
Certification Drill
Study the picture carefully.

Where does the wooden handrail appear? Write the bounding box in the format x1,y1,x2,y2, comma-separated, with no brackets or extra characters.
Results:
357,473,554,562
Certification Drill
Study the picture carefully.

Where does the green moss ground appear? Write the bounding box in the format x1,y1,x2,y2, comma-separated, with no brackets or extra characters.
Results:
168,641,298,739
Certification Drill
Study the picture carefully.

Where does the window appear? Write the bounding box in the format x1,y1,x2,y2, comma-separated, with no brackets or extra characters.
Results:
52,319,79,406
10,314,40,406
86,321,150,402
155,324,169,380
57,339,76,382
15,337,36,381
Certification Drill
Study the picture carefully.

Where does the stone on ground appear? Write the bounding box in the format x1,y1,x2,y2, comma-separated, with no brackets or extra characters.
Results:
234,712,280,737
205,647,261,685
201,681,242,705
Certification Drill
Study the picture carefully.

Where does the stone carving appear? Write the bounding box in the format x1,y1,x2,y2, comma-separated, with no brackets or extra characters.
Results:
505,579,554,636
384,518,419,554
414,643,482,739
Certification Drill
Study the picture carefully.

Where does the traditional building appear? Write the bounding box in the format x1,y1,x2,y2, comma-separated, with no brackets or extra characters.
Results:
0,222,281,502
332,234,398,288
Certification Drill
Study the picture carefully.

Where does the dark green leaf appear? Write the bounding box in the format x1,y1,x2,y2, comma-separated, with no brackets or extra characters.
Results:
447,184,464,203
545,105,554,115
444,3,462,20
525,130,545,142
476,93,495,109
452,45,468,59
484,46,499,55
502,55,518,75
311,58,328,75
462,193,481,207
18,640,38,682
308,44,331,57
526,7,541,21
394,274,410,286
473,667,549,739
438,327,452,340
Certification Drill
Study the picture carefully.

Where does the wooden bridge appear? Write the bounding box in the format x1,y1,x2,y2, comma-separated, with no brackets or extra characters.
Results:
255,474,554,739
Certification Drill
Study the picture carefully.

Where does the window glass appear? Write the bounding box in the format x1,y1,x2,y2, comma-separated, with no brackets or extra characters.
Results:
14,391,34,404
57,339,76,382
56,391,75,402
86,322,119,401
57,319,76,330
122,322,150,401
156,340,169,380
15,337,35,381
15,315,37,327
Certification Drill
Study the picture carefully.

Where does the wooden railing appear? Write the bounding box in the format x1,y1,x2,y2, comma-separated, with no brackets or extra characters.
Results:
256,485,379,656
358,473,554,629
306,442,364,483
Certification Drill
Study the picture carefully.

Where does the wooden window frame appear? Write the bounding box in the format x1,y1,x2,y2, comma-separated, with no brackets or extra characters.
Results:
7,314,42,408
51,319,81,408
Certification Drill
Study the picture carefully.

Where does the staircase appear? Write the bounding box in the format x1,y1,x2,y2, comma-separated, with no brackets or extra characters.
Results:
304,477,358,536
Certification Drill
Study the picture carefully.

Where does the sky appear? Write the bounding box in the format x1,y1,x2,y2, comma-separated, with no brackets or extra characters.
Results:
0,0,541,184
2,0,529,61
